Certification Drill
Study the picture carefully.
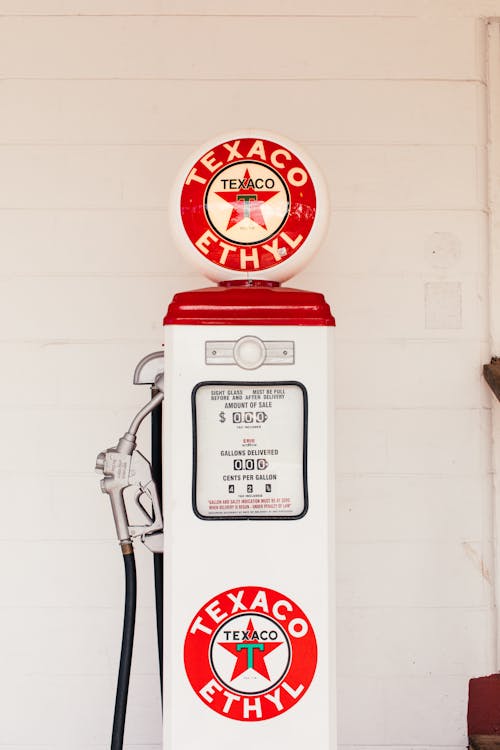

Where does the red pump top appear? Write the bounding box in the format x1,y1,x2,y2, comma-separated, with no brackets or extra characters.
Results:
164,281,335,327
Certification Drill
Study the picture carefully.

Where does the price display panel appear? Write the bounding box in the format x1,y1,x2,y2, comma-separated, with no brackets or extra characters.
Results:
192,382,308,520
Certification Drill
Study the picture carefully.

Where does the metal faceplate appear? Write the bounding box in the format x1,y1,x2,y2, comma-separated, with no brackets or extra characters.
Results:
205,336,294,369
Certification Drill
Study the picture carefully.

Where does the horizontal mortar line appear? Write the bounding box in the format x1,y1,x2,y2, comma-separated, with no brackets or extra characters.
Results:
0,470,489,479
0,538,137,545
0,408,160,416
0,144,485,151
335,405,489,410
0,73,487,83
0,410,152,418
0,600,487,610
337,538,485,545
0,603,157,609
122,278,494,286
15,669,474,679
337,471,492,477
0,77,488,85
6,536,484,545
0,13,423,18
0,75,486,83
0,340,164,347
0,603,479,613
0,747,161,750
0,206,487,213
0,272,190,278
0,206,488,213
337,528,489,535
336,604,492,611
336,406,490,412
339,542,490,548
0,348,488,356
334,335,491,341
0,141,485,148
0,206,172,211
0,337,162,343
337,674,480,682
0,271,485,279
292,345,487,351
10,671,161,678
0,539,132,544
322,273,485,279
330,338,491,344
336,473,493,479
0,403,161,411
0,405,161,413
0,333,487,339
4,605,486,613
0,404,488,412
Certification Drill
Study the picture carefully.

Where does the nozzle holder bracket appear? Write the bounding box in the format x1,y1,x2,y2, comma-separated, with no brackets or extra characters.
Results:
133,351,164,386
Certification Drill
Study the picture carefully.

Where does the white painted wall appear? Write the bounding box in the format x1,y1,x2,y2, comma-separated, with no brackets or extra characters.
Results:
0,1,498,748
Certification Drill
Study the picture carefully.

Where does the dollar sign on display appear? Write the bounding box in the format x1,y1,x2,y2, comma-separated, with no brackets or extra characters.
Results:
218,411,226,423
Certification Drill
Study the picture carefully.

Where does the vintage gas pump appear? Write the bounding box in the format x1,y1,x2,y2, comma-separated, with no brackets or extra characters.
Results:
97,131,336,750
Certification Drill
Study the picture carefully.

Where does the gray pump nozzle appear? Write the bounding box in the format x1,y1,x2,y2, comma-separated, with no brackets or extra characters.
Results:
96,389,164,550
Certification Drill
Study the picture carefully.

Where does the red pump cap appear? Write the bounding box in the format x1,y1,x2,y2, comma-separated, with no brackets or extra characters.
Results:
164,281,335,327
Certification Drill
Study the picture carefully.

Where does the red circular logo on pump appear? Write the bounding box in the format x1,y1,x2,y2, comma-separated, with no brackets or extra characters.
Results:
180,137,317,274
184,585,317,722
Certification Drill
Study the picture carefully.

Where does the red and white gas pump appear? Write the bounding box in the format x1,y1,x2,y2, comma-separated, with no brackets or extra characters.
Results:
97,131,336,750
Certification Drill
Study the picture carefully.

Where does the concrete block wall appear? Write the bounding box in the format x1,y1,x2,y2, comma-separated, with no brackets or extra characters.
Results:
0,1,498,748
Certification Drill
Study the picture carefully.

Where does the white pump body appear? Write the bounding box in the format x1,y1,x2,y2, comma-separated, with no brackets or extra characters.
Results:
162,319,335,747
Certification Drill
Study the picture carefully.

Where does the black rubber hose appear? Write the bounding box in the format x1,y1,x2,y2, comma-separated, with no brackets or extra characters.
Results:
111,546,137,750
151,393,164,701
153,552,163,701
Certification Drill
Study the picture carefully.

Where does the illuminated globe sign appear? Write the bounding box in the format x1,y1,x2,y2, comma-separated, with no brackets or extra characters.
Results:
170,132,328,283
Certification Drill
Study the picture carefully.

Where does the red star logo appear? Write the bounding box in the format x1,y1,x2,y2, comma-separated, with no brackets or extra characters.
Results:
215,169,279,231
218,618,283,681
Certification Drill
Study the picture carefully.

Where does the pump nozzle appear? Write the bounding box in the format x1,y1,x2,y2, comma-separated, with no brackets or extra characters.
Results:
96,391,164,550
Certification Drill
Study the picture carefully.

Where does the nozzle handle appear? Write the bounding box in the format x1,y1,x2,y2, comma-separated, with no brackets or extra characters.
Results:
101,479,131,543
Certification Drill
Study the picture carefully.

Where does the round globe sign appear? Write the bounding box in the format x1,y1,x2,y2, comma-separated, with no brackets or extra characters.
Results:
183,585,318,722
170,131,328,283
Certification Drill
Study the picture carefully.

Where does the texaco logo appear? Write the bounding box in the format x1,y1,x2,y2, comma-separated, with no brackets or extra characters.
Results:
184,586,317,721
180,137,317,273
